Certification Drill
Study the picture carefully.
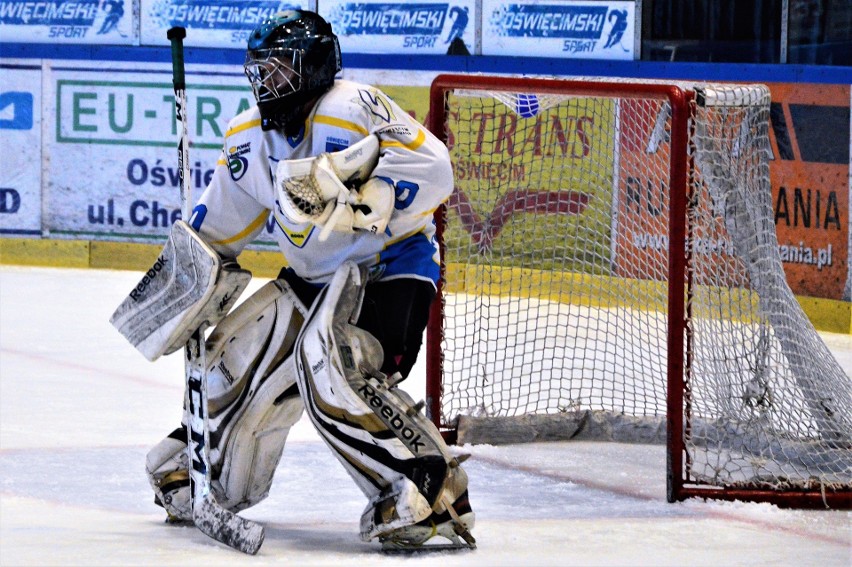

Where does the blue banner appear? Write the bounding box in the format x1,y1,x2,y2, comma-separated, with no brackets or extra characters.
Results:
330,3,448,36
147,0,298,30
0,0,133,43
493,4,608,40
322,0,475,54
483,1,634,59
141,0,309,47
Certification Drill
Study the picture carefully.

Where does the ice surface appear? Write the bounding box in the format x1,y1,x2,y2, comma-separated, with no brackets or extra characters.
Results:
1,266,850,566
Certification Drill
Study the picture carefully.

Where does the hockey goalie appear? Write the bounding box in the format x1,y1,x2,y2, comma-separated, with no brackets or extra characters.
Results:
109,9,475,553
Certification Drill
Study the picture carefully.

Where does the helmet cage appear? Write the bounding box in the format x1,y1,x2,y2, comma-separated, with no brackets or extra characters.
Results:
244,48,303,104
243,10,341,132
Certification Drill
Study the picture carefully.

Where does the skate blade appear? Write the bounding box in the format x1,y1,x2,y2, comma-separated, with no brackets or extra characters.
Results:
381,533,476,553
381,541,476,553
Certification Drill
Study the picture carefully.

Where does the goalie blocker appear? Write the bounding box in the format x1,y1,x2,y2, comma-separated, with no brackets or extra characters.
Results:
110,220,251,361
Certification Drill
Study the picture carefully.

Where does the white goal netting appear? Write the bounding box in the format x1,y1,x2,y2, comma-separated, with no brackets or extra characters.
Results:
430,77,851,503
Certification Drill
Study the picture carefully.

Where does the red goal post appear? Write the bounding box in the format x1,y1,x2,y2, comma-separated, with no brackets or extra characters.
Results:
424,73,851,509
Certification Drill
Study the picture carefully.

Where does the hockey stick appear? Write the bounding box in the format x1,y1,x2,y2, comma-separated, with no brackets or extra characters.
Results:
167,26,264,555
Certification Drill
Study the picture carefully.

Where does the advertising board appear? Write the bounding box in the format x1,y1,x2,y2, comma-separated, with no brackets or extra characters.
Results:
0,65,42,236
0,0,135,44
767,83,849,300
610,84,849,301
320,0,477,55
45,62,279,248
482,0,635,59
139,0,310,48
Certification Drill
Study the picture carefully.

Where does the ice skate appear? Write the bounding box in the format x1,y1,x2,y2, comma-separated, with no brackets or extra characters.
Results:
379,491,476,552
146,426,193,523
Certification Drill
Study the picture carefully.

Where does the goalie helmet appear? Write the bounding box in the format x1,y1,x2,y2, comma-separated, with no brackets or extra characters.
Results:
244,10,342,133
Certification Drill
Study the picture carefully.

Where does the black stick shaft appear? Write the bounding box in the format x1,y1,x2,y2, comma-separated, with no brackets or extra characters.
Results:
167,26,191,219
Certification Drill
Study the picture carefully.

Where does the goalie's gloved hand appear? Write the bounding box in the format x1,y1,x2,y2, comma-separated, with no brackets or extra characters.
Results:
314,190,357,235
313,177,393,239
351,177,393,235
276,135,380,229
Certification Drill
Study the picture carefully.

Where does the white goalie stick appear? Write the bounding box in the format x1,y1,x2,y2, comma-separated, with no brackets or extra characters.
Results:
167,26,264,555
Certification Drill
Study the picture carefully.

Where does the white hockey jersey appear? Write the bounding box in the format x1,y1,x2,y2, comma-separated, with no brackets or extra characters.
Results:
190,79,453,287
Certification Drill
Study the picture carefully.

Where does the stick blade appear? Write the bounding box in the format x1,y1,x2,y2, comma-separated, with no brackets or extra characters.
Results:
194,497,265,555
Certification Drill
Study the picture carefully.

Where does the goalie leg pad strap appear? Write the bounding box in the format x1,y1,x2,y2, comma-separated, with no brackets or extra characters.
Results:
293,261,471,541
146,279,307,518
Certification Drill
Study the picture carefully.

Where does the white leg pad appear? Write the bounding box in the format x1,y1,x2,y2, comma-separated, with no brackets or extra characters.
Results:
212,364,303,511
294,262,469,541
146,279,307,518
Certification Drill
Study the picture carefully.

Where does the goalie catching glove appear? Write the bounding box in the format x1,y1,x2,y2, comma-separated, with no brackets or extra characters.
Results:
276,134,393,241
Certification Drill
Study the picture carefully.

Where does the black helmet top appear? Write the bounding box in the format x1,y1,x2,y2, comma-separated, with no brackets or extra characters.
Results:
244,10,341,133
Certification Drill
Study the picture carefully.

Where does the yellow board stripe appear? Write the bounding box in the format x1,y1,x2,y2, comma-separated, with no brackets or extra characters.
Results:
0,238,849,333
211,210,269,246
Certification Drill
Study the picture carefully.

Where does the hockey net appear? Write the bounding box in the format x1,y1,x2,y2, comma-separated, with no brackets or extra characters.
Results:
424,74,851,508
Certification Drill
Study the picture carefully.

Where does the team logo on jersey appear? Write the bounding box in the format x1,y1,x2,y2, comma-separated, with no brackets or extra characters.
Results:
227,142,250,181
280,224,312,247
356,89,395,125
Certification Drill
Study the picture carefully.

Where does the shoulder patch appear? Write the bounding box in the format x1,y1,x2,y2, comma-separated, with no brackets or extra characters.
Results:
357,89,395,124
